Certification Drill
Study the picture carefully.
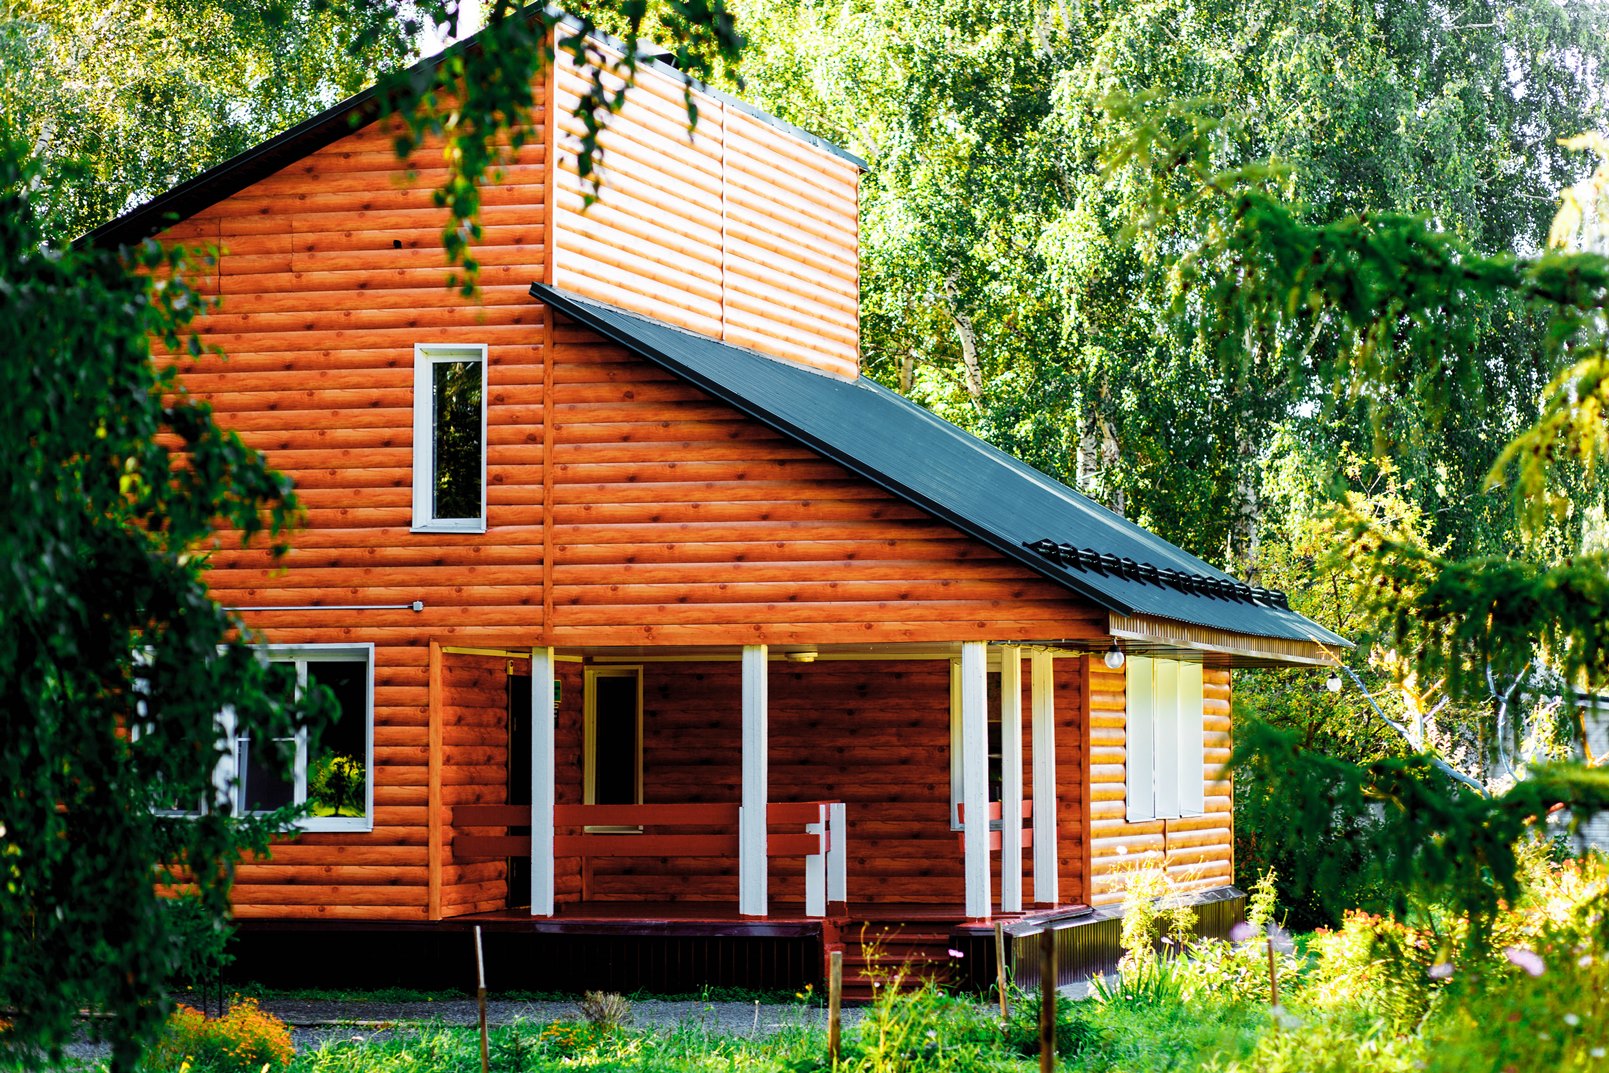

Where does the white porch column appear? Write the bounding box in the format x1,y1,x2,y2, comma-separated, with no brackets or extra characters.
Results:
960,640,991,920
1000,646,1024,914
740,644,769,917
530,646,556,917
1031,650,1059,906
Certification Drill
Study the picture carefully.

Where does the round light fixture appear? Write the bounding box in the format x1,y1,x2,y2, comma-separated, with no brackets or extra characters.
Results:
785,649,818,663
1103,643,1126,670
1325,671,1343,693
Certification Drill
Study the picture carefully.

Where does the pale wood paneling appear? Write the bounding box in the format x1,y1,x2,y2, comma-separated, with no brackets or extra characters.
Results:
550,38,861,379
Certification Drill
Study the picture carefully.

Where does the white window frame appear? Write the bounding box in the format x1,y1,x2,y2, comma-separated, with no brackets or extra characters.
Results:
948,655,1004,831
582,665,644,833
239,643,375,833
1124,655,1206,822
411,343,488,533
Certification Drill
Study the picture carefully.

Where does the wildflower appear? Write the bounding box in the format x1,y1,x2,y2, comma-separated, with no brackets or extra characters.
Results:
1579,954,1594,968
1590,1047,1605,1059
1428,962,1454,980
1564,1013,1581,1027
1228,921,1255,943
1504,947,1545,977
1267,924,1294,953
947,948,964,958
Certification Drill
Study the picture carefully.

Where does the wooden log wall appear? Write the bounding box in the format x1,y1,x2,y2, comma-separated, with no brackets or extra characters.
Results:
435,653,511,917
160,87,552,921
551,36,861,379
1087,666,1234,908
545,327,1108,647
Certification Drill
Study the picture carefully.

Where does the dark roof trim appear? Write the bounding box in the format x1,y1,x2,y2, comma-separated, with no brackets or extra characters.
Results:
530,281,1136,619
1025,539,1292,611
85,6,863,249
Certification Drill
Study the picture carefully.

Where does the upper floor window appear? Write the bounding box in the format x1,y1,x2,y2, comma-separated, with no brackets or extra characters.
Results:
1124,655,1206,822
412,343,486,533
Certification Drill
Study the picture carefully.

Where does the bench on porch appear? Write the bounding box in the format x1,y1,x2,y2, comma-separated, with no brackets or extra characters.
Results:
451,801,848,917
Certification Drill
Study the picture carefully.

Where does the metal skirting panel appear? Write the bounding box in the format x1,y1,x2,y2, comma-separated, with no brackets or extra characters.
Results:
954,886,1247,992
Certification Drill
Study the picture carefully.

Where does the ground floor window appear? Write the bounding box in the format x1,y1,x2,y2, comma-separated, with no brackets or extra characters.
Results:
238,644,374,831
1124,655,1206,822
948,660,1004,830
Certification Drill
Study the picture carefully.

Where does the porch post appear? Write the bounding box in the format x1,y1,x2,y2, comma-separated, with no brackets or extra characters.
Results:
1000,646,1024,914
740,644,769,917
531,646,556,917
960,640,991,920
1031,650,1059,906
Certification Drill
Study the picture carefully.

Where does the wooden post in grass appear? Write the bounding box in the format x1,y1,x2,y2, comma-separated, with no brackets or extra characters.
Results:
1267,935,1280,1008
828,949,843,1066
1039,928,1056,1073
995,923,1010,1019
474,926,490,1073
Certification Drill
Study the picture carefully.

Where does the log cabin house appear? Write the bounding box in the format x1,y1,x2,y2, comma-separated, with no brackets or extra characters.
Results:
92,13,1347,995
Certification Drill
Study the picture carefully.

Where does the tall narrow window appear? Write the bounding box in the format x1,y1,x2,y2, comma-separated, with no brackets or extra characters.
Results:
584,666,643,822
1124,656,1206,822
949,661,1004,829
412,344,487,532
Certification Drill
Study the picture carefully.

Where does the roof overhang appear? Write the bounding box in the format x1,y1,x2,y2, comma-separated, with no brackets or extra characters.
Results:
1108,614,1340,668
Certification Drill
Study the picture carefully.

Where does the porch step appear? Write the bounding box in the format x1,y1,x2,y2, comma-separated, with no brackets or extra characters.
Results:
837,920,956,1003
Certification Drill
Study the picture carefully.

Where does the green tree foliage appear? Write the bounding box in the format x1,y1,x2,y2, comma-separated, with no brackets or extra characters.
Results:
0,139,320,1071
0,0,414,245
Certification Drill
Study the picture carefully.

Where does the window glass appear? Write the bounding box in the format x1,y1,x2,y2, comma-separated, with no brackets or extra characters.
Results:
307,660,369,818
592,674,638,806
432,358,483,520
239,735,296,812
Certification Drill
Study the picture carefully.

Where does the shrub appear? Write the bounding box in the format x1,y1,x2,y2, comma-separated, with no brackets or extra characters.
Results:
576,990,632,1031
143,997,293,1073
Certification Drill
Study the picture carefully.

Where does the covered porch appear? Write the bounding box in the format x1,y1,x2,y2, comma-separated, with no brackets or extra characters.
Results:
434,640,1081,925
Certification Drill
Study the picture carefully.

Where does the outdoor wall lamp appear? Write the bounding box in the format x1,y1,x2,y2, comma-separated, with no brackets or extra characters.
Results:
1103,642,1126,670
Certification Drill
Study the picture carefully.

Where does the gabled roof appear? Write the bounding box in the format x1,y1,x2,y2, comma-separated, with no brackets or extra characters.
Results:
85,9,864,249
531,283,1351,650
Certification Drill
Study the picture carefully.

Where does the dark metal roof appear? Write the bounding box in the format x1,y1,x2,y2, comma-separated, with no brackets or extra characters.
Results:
530,283,1351,650
84,8,865,249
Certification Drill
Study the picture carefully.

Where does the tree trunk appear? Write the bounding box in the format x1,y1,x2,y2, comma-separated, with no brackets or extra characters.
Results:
943,277,984,401
1076,397,1124,517
899,348,916,394
1229,435,1260,583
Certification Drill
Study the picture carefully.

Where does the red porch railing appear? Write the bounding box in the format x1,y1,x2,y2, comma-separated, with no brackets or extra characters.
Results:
450,801,846,917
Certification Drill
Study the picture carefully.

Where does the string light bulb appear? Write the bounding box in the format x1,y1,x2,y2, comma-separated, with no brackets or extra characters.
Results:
1325,671,1343,693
